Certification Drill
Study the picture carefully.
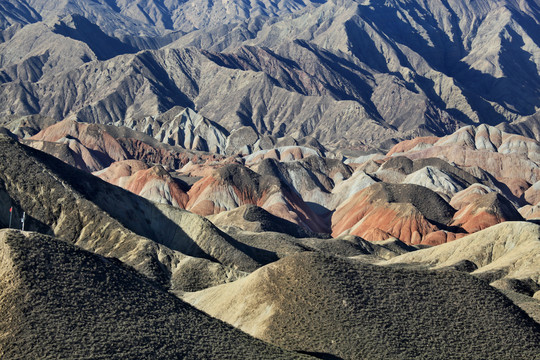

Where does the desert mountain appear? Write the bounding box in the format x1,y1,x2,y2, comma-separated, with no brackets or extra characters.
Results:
386,124,540,183
184,251,540,360
520,204,540,220
20,117,227,171
331,182,458,244
94,160,189,207
450,192,524,233
1,1,540,358
0,1,40,31
0,229,302,359
207,204,316,238
0,0,538,149
254,156,354,213
13,119,537,245
525,180,540,206
185,163,327,233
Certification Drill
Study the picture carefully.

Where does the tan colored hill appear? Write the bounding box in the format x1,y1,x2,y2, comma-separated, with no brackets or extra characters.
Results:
254,156,354,214
386,222,540,295
184,251,540,360
519,205,540,220
525,180,540,205
23,118,224,172
30,118,130,165
450,193,524,233
386,125,540,184
207,204,315,238
0,229,302,359
450,183,495,210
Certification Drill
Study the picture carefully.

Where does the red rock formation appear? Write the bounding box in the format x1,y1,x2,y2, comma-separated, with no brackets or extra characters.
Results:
28,119,227,172
451,193,524,233
331,183,455,245
96,160,150,185
31,119,129,164
186,164,327,233
24,138,106,172
332,182,521,244
386,136,439,156
450,184,495,211
422,231,467,246
386,125,540,184
343,204,439,245
95,160,189,208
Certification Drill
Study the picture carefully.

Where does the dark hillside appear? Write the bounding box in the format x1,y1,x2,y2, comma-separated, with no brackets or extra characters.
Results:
0,230,303,359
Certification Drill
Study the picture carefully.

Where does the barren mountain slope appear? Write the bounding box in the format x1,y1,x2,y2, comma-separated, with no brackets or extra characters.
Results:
24,118,227,171
94,160,190,207
0,0,41,30
207,204,316,238
331,182,457,244
184,251,540,360
450,192,524,232
186,163,327,233
0,229,303,359
385,125,540,183
1,0,538,149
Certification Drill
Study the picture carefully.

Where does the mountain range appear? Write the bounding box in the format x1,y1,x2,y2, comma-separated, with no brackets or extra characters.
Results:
1,0,539,151
1,131,540,358
1,0,540,358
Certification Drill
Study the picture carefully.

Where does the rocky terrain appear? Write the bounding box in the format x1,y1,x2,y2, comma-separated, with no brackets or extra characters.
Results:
185,251,540,359
7,120,539,245
0,0,539,149
1,125,540,357
0,230,303,359
1,0,540,358
0,135,267,292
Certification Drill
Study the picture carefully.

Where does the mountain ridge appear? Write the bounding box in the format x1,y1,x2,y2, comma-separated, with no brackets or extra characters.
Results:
1,0,538,150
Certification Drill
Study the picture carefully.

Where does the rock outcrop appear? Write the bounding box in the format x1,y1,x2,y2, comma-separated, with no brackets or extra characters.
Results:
207,204,315,238
186,163,327,233
386,222,540,297
386,125,540,183
21,118,225,171
0,135,273,292
525,180,540,206
331,183,457,244
451,193,524,233
94,160,189,208
2,1,539,149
